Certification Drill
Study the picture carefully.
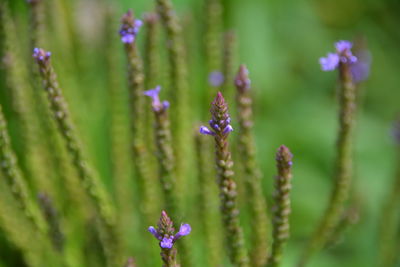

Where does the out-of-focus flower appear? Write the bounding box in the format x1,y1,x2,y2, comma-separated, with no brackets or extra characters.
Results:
319,40,357,71
144,86,170,112
208,71,224,87
119,10,143,44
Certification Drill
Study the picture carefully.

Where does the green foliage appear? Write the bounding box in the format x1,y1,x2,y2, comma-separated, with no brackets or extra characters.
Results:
1,0,400,266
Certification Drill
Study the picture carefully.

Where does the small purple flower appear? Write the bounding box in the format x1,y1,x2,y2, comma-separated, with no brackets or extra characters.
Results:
319,53,340,71
199,126,215,136
208,71,224,87
121,34,135,44
319,40,357,72
148,226,162,240
335,40,352,53
200,92,234,137
223,125,234,134
120,11,143,44
174,224,191,240
235,65,251,90
144,86,169,112
32,48,51,62
148,220,191,249
160,237,174,249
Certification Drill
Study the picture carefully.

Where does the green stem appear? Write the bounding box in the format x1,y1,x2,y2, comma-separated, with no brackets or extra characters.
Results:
235,65,269,267
0,105,46,233
156,0,190,204
34,49,120,266
299,61,357,266
268,146,293,267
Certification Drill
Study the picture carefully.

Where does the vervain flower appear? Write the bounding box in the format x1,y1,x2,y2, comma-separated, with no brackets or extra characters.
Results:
32,48,51,62
119,10,143,44
208,71,224,87
144,86,170,112
199,93,233,136
319,40,357,71
148,211,191,249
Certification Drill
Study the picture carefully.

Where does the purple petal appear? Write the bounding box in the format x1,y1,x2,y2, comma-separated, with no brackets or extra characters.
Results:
148,226,157,236
223,125,233,134
134,19,143,28
121,34,135,44
174,224,191,241
160,237,173,249
148,226,162,240
144,86,161,98
178,224,191,236
199,126,215,136
162,100,170,110
208,71,224,87
335,40,352,53
319,53,340,71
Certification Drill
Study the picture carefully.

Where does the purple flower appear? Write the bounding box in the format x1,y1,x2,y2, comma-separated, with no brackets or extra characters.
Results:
160,237,174,249
199,126,215,136
148,221,191,249
319,53,340,71
335,40,352,53
148,226,162,240
223,125,234,134
174,224,191,240
121,34,135,44
32,48,51,62
208,71,224,87
200,92,234,137
144,86,169,112
319,40,357,72
235,65,251,91
120,11,143,44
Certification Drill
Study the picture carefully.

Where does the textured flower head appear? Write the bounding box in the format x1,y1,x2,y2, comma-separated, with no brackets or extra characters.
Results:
148,211,191,250
144,86,170,112
200,92,233,137
276,145,293,168
160,237,174,249
32,48,51,63
208,71,224,87
235,64,251,92
319,40,357,71
276,145,293,179
119,10,143,44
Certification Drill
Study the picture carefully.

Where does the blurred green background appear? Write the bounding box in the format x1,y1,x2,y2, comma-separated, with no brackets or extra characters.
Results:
3,0,400,266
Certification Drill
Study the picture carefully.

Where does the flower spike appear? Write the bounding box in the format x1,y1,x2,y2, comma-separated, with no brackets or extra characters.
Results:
148,211,191,266
319,40,357,71
119,10,143,44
